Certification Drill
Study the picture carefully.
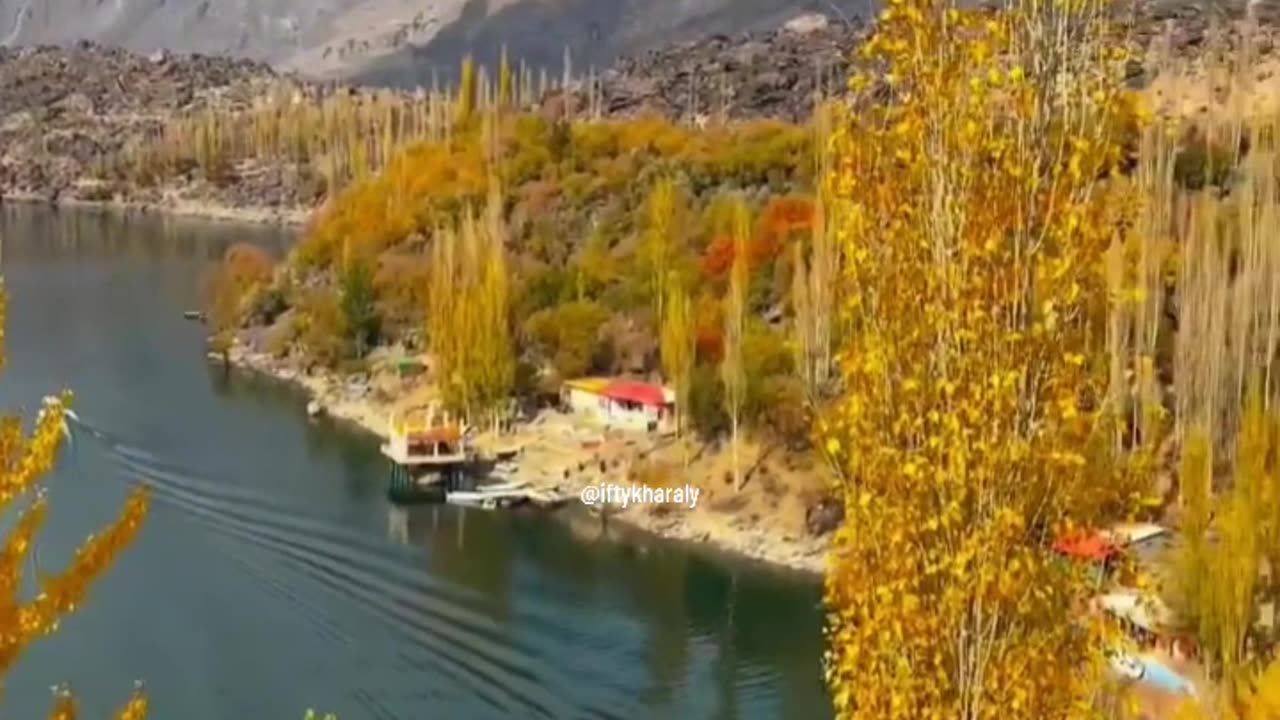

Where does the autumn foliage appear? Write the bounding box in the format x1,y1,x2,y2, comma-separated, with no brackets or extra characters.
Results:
0,286,150,718
202,83,831,441
820,0,1152,717
427,187,515,425
700,196,810,279
205,242,276,351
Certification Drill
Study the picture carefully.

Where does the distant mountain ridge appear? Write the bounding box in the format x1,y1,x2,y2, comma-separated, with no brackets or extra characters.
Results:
0,0,869,85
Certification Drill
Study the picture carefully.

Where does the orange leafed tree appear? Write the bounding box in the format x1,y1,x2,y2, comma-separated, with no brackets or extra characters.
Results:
754,195,813,265
820,0,1151,717
701,196,811,279
205,242,276,355
0,286,150,718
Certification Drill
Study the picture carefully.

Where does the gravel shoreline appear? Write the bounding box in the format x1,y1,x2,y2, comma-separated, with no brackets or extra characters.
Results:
0,192,311,227
220,345,829,578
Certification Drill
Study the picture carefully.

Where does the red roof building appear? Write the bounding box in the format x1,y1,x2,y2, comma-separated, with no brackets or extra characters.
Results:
1054,531,1121,563
562,377,676,434
602,380,669,407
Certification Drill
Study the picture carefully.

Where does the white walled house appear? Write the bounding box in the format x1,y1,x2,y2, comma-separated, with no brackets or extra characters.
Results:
562,378,676,434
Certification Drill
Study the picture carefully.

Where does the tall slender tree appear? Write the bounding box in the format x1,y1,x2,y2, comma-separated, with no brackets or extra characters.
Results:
644,178,685,325
427,186,513,428
457,55,477,124
722,199,750,492
475,184,515,431
499,46,513,110
820,0,1151,716
661,275,695,444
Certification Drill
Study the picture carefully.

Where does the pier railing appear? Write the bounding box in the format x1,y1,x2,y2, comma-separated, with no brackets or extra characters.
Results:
382,406,470,466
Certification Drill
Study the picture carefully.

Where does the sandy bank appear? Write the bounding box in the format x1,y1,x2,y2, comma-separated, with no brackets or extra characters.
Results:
219,344,830,578
0,191,311,228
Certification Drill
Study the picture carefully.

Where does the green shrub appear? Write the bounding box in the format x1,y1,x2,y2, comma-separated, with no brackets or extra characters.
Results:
688,362,728,440
522,301,612,380
1174,136,1238,191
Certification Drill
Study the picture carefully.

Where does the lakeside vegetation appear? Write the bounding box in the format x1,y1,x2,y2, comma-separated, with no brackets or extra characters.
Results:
199,91,831,466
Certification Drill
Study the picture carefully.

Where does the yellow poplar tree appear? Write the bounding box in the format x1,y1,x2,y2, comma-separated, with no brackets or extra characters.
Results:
801,102,841,401
474,185,515,430
820,0,1149,717
428,221,459,405
643,178,685,325
0,286,150,719
722,199,749,492
499,46,513,109
1166,383,1280,703
1175,654,1280,719
427,186,513,427
457,56,477,124
660,275,695,440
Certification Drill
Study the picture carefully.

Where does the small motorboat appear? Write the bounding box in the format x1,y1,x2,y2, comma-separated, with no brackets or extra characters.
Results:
447,481,537,510
182,310,206,322
446,491,506,510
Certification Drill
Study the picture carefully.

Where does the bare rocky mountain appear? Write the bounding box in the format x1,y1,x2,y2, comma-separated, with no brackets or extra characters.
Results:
0,42,320,215
541,14,868,123
0,13,866,210
4,0,1280,216
0,0,870,84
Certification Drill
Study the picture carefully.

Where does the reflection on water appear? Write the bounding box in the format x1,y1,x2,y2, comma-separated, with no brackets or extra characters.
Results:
0,203,830,720
388,506,409,545
0,203,291,263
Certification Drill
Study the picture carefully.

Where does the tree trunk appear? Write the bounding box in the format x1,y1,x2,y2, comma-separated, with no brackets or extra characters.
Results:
732,415,741,492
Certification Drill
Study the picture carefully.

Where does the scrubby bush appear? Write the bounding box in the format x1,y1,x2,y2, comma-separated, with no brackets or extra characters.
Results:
688,362,729,440
523,301,612,381
205,242,277,351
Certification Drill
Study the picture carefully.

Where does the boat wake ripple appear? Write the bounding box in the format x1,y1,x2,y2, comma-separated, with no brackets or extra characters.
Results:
66,416,642,719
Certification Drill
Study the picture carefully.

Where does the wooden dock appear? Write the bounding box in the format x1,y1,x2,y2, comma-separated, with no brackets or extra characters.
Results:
381,405,576,510
382,404,473,504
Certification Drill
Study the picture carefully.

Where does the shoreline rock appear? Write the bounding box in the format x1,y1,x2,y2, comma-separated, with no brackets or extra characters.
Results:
0,191,311,227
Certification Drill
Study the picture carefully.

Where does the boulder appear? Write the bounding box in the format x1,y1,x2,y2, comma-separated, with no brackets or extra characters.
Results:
805,496,844,537
783,13,831,34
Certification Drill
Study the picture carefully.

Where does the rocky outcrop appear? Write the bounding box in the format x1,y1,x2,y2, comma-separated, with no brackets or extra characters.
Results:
0,42,277,115
539,5,1280,123
1130,0,1280,51
543,16,867,123
0,41,318,217
4,8,1280,220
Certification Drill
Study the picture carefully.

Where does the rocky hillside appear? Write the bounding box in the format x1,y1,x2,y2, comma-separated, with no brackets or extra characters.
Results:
541,14,865,123
0,42,322,214
4,6,1279,218
0,0,868,84
4,0,1277,88
0,15,867,213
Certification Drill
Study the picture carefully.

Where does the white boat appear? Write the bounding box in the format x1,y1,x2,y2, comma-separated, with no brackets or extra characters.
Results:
487,463,519,477
446,481,563,510
1106,649,1144,681
479,480,532,493
447,490,515,509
